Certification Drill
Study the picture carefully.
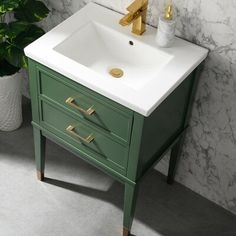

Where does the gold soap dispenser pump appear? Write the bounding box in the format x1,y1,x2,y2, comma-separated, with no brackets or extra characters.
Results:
164,0,174,21
156,0,176,47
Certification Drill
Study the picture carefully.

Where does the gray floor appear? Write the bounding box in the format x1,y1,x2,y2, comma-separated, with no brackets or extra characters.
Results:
1,99,236,236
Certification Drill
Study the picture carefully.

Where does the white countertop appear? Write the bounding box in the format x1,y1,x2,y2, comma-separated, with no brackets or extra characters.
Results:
25,3,208,117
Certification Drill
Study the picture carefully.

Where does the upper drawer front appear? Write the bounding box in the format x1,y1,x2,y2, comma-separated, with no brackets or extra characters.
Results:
37,66,133,144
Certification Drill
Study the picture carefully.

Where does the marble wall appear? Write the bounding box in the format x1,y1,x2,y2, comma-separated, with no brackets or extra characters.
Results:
41,0,236,214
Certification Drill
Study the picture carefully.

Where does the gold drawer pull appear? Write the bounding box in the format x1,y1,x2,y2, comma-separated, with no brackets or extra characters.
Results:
65,97,95,116
66,125,94,144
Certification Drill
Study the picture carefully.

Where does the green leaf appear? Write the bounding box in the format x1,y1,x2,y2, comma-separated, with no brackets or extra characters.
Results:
4,24,44,68
0,22,7,40
0,59,20,76
6,21,30,39
15,0,49,23
4,41,28,68
13,24,45,49
0,41,6,59
0,21,30,40
0,0,19,14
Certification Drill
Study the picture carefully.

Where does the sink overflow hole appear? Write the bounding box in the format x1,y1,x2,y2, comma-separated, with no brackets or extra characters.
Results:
129,41,134,46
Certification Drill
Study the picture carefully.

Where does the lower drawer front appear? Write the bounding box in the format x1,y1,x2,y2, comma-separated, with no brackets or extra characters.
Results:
41,101,128,174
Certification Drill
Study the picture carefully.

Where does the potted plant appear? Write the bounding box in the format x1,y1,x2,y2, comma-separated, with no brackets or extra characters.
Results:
0,0,49,131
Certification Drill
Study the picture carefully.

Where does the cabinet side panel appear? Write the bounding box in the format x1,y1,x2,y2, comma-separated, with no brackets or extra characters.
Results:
139,71,195,176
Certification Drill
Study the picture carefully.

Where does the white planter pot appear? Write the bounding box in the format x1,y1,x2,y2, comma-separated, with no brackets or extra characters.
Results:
0,73,22,131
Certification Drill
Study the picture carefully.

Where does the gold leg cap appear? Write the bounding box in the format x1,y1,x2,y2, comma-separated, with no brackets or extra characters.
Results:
37,171,44,181
123,228,130,236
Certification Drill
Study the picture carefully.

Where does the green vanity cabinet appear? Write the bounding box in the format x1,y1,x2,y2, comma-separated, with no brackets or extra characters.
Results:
28,58,203,236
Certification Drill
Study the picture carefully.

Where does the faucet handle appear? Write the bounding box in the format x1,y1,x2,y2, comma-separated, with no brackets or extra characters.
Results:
127,0,148,13
119,13,134,26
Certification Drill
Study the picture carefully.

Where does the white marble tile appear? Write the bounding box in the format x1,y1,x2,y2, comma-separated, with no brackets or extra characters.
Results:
36,0,236,215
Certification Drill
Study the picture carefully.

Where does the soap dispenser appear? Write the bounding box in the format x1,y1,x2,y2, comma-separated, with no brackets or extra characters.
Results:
156,0,176,47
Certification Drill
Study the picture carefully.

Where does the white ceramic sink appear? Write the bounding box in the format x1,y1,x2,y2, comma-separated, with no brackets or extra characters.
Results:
24,3,208,116
54,21,173,90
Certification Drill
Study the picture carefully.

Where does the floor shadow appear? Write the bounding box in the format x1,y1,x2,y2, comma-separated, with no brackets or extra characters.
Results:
44,171,236,236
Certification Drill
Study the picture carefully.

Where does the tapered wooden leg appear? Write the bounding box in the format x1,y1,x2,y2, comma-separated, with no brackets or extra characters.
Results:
33,127,46,181
167,137,183,185
123,183,139,235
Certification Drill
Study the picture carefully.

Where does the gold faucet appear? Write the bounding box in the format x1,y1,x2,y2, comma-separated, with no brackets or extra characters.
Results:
119,0,148,36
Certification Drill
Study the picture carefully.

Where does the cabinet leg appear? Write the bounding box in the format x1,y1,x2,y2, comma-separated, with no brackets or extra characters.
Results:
33,127,46,181
123,183,139,235
167,137,183,185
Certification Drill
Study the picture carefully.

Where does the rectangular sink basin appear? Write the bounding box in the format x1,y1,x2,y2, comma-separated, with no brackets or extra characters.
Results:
24,3,208,116
54,21,173,90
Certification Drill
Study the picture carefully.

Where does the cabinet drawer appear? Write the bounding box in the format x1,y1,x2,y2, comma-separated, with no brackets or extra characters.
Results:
37,66,133,144
41,101,129,174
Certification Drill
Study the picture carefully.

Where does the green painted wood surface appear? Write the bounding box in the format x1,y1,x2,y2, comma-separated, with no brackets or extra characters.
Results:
126,113,144,182
167,65,203,184
123,183,139,231
37,65,133,144
28,60,41,123
32,121,136,186
41,100,129,174
136,70,196,179
28,58,204,235
167,137,183,184
33,127,46,174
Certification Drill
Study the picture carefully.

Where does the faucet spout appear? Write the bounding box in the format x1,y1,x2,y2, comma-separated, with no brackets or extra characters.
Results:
119,0,148,36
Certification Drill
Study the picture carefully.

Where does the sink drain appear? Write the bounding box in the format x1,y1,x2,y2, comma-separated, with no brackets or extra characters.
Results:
109,68,124,78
